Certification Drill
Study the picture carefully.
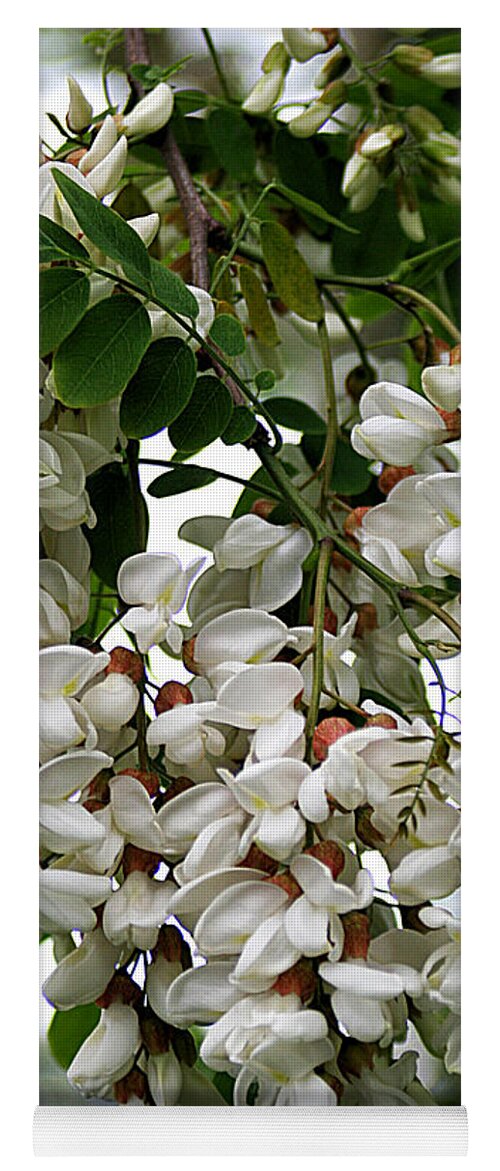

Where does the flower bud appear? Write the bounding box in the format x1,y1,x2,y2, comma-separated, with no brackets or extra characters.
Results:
405,105,443,139
288,80,347,138
127,212,160,249
421,363,461,412
313,716,355,762
315,46,349,89
341,911,370,959
122,83,174,137
66,75,93,132
398,199,425,243
154,681,193,716
282,28,337,63
345,365,374,402
377,465,415,494
242,69,286,115
341,153,381,213
391,44,434,72
354,602,378,638
86,135,127,199
272,958,317,1001
105,647,144,684
419,53,461,88
78,115,118,175
359,124,405,160
421,132,460,168
262,42,290,74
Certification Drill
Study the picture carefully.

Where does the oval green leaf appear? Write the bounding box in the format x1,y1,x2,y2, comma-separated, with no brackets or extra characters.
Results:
209,313,246,356
40,268,90,356
149,257,200,320
48,1004,101,1071
169,375,233,453
85,463,149,588
120,338,197,438
53,294,152,408
39,214,90,264
266,396,326,434
221,406,256,445
52,170,151,287
148,465,218,497
206,108,256,182
260,220,323,322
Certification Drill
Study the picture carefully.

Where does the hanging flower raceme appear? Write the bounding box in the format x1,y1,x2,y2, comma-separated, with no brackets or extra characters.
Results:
39,645,110,761
117,551,204,653
358,471,460,585
350,382,448,465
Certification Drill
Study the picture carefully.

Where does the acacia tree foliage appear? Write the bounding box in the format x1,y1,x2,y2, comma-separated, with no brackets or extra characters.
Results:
39,27,461,1107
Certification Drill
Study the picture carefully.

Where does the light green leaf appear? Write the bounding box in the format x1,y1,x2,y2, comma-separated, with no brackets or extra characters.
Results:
274,182,359,233
260,220,323,322
48,1004,101,1071
169,375,233,452
53,295,151,407
238,265,280,348
40,268,90,356
209,313,246,356
120,338,197,438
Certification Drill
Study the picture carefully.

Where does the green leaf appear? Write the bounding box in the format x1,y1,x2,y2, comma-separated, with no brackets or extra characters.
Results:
212,1071,236,1104
52,170,151,287
221,406,256,445
396,237,461,289
174,89,210,114
274,182,359,233
40,268,90,356
301,434,373,495
84,463,149,588
148,465,218,497
266,397,326,434
48,1005,101,1071
260,220,323,322
168,375,233,452
39,214,90,264
120,338,197,438
149,257,199,320
255,368,277,391
206,107,256,181
209,313,246,356
232,466,282,518
331,190,408,279
53,295,152,408
238,265,280,348
344,290,392,324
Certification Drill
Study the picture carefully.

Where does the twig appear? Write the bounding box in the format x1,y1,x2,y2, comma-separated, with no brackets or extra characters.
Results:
305,538,334,751
398,590,461,643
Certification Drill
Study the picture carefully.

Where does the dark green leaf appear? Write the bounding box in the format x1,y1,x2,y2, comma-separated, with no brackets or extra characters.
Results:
255,368,277,391
212,1072,236,1104
221,406,256,445
206,108,256,181
120,338,197,438
266,397,326,434
169,375,233,452
48,1005,101,1071
39,214,90,264
209,313,246,356
148,465,218,497
53,295,152,408
52,170,151,286
232,466,282,518
260,220,323,322
84,463,149,588
174,89,210,114
40,268,90,356
238,265,280,348
301,434,373,495
149,257,199,319
274,182,359,233
331,190,408,278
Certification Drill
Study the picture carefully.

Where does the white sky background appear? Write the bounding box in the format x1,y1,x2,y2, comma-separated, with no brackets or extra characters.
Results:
3,7,496,1164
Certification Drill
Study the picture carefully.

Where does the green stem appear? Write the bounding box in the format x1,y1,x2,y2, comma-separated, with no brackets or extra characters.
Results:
138,458,283,501
210,184,273,297
389,283,460,344
322,287,376,378
317,317,339,518
201,28,233,103
398,590,461,642
305,538,334,752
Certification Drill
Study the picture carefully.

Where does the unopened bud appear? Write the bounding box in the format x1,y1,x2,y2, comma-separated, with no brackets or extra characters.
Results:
78,115,118,176
345,365,375,402
313,717,355,762
66,75,93,132
378,465,415,494
391,44,434,72
315,46,349,89
272,958,317,1001
398,200,425,243
305,839,345,879
421,132,460,167
359,124,405,160
86,136,127,199
419,53,461,88
155,681,193,716
342,153,381,212
405,105,443,139
288,80,347,138
263,41,290,74
105,647,144,684
354,603,378,638
115,768,160,798
282,27,336,62
122,83,174,137
242,68,287,115
341,911,370,959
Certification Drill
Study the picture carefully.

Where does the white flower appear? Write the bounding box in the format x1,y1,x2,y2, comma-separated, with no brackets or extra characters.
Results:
66,75,93,132
389,840,461,904
242,43,289,115
67,1003,141,1097
341,153,381,213
219,758,310,862
419,53,461,88
159,960,242,1027
318,957,408,1044
39,868,112,935
284,851,373,957
102,871,173,950
40,433,95,532
39,749,112,855
351,382,447,465
43,927,120,1010
78,774,164,875
147,701,225,767
39,645,110,761
421,363,461,412
117,552,204,653
80,673,139,732
359,472,460,584
39,161,96,233
213,515,314,612
282,28,330,62
193,609,293,681
39,559,88,648
290,614,360,709
215,663,305,759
